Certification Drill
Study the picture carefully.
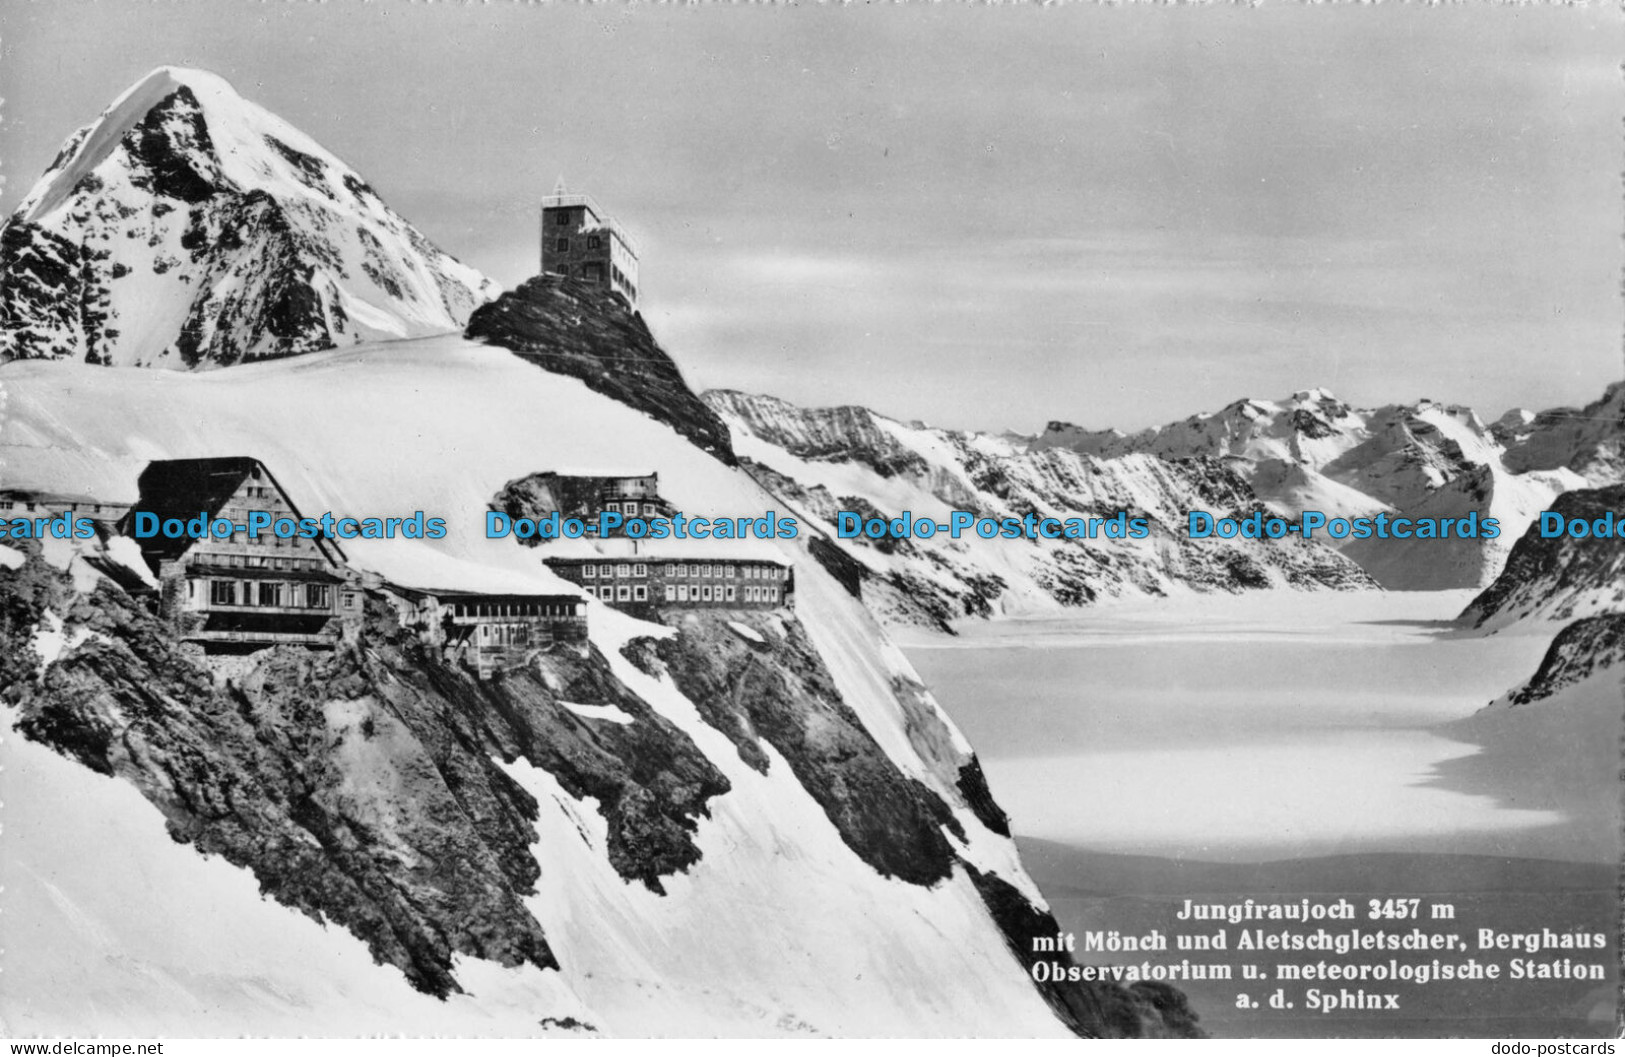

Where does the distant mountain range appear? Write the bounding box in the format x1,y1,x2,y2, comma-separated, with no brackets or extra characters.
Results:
706,388,1375,630
706,382,1620,625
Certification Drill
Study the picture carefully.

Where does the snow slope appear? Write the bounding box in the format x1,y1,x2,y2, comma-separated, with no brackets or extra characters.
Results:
0,713,593,1037
1,67,496,367
0,340,1090,1036
1434,632,1624,866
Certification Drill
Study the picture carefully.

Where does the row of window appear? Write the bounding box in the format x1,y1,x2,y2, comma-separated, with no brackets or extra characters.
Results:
596,585,650,602
554,235,604,253
580,563,784,581
603,501,662,517
197,554,324,571
585,563,647,579
449,602,578,619
201,579,337,609
588,583,782,605
476,622,531,647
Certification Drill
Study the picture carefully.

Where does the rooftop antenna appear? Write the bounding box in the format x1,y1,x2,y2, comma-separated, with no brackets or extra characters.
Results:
552,174,567,196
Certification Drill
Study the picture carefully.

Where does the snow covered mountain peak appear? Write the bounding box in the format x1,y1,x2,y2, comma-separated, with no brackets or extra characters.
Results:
1030,386,1367,470
2,65,497,367
20,66,279,223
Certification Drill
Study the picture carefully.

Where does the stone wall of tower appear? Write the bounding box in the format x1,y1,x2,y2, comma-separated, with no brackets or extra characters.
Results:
539,202,639,307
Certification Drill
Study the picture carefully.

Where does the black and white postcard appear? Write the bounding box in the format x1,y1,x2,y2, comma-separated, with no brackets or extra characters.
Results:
0,1,1620,1041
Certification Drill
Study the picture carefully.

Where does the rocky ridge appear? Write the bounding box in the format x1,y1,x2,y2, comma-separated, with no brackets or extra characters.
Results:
1459,484,1625,631
466,276,735,465
706,389,1375,630
0,538,1200,1037
1485,613,1625,709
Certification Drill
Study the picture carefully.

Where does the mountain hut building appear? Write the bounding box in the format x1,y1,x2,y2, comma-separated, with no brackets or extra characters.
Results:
120,457,360,652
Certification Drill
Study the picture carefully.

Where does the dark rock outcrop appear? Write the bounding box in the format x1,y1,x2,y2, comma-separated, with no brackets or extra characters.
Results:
963,865,1203,1039
632,610,962,885
0,547,729,997
1,541,1204,1037
1461,485,1625,628
1500,381,1625,487
955,756,1011,838
1493,613,1625,707
626,607,1200,1037
466,276,736,466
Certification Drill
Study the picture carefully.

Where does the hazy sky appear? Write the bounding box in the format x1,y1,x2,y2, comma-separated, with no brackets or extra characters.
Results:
3,1,1620,432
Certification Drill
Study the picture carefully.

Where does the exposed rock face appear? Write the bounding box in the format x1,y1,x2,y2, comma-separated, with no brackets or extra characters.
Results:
633,611,962,885
1460,485,1625,630
709,391,941,480
0,549,730,997
0,67,495,367
1499,381,1625,488
468,276,736,466
1,544,1201,1038
625,607,1201,1038
962,864,1203,1039
706,389,1374,630
1488,613,1625,708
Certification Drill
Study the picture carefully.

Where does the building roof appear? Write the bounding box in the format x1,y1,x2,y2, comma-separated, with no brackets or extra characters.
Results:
435,591,585,607
385,580,584,607
534,469,659,481
0,488,127,507
124,457,346,571
541,191,604,217
541,536,794,567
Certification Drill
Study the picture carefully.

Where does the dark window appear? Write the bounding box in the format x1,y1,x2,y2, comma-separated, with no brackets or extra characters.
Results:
555,238,569,253
583,262,604,282
557,211,571,225
258,582,282,606
306,583,331,609
210,580,236,605
588,235,602,250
